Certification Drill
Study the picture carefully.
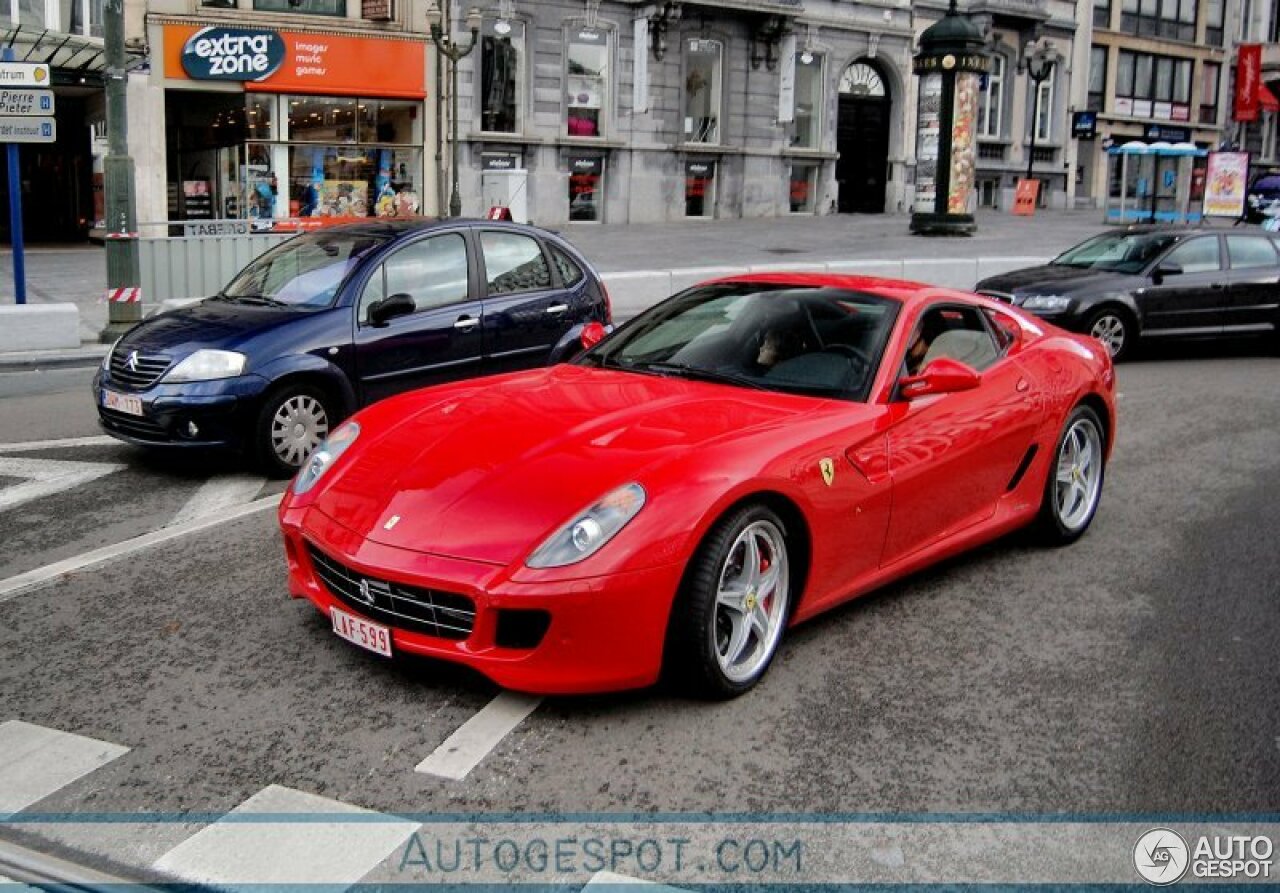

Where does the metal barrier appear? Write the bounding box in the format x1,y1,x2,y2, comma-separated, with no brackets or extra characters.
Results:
138,228,292,302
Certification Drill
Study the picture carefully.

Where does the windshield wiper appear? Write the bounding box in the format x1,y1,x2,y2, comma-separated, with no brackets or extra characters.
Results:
633,361,767,390
229,295,289,307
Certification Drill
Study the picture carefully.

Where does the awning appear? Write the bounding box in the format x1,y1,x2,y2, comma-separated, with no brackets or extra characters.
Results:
1261,83,1280,112
0,24,146,85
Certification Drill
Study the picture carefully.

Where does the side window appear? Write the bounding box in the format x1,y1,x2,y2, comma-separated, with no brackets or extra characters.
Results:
1164,237,1221,273
906,306,1001,375
481,231,553,295
358,234,470,323
1225,234,1280,269
551,245,584,287
982,308,1019,354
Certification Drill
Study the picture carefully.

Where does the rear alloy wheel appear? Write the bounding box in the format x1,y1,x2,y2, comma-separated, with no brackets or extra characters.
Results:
256,385,331,477
1035,405,1106,545
1085,308,1133,361
667,504,793,698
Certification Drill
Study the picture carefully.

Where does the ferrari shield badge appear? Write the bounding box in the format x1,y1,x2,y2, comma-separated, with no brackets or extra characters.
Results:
819,458,836,487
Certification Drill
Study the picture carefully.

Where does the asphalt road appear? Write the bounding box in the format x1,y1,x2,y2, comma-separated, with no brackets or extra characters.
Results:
0,341,1277,884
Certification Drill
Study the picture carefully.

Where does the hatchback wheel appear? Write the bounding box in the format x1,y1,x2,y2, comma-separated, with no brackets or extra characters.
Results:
255,385,331,477
1085,308,1133,361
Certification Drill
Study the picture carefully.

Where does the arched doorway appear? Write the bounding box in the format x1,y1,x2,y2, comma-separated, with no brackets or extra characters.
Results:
836,61,891,213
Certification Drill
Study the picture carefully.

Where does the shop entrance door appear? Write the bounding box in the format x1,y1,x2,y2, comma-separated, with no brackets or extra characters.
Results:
836,62,891,214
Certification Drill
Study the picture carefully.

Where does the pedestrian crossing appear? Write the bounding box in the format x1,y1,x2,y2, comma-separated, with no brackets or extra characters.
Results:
0,721,129,816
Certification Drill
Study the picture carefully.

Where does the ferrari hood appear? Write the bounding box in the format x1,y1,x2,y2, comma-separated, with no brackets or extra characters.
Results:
314,365,813,565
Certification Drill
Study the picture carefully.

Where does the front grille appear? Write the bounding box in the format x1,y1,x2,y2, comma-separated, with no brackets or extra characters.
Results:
99,406,169,441
109,347,172,391
307,543,476,641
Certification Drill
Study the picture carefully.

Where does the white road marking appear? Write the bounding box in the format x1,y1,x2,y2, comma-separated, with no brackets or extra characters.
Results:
0,721,129,816
169,474,266,527
0,457,125,514
584,871,690,890
152,784,419,888
414,692,543,780
0,494,281,604
0,436,116,454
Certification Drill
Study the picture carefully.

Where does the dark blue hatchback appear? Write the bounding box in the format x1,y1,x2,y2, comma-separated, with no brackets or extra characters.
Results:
93,219,611,475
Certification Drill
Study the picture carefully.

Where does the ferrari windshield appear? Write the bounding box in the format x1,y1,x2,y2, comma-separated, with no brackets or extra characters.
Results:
1052,231,1181,274
219,231,388,308
582,283,900,400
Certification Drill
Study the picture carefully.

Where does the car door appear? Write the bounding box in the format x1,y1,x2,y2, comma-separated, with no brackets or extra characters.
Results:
477,228,578,374
352,230,484,406
1223,233,1280,330
879,304,1042,569
1136,235,1227,333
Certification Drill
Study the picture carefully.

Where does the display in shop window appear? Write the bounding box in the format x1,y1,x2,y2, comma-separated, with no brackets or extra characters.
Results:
686,160,716,218
183,180,214,219
568,156,602,222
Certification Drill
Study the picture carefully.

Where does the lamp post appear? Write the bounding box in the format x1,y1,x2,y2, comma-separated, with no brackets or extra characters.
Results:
427,2,483,218
1023,39,1060,183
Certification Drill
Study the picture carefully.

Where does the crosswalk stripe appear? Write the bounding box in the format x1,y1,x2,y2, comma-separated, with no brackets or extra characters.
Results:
414,692,542,780
0,721,129,816
0,436,117,454
152,784,419,888
169,474,266,527
584,870,690,890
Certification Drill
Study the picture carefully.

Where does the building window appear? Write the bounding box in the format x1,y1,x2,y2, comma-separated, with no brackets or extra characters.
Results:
1120,0,1195,40
1205,0,1224,45
59,0,103,34
1115,50,1193,120
684,38,723,144
685,160,716,217
1094,0,1112,27
1088,47,1107,111
1200,61,1220,124
481,19,524,134
566,27,609,138
788,163,818,213
790,51,823,148
567,155,603,222
978,53,1004,137
253,0,343,13
1034,76,1054,142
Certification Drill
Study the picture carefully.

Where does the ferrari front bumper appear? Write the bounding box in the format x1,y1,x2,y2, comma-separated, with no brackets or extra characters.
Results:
279,504,685,694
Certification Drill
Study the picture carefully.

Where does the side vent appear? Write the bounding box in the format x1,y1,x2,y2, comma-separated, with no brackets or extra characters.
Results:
1006,445,1039,492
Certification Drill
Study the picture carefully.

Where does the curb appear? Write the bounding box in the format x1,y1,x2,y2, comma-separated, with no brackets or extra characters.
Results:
0,348,108,371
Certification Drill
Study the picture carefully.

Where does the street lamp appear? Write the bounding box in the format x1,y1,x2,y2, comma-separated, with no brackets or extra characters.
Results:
427,2,483,218
1023,39,1060,184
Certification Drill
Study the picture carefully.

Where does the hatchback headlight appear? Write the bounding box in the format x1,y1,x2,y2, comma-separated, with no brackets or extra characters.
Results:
1021,295,1072,313
163,349,247,383
101,337,121,371
526,483,646,568
292,421,360,495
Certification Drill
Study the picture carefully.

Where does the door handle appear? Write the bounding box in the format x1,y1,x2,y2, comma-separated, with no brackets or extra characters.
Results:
545,303,569,315
454,316,479,331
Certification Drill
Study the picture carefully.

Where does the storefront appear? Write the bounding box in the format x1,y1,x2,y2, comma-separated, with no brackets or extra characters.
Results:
153,20,429,225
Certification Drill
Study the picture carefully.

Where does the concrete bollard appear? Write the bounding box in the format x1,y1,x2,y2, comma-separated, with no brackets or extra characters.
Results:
0,303,81,352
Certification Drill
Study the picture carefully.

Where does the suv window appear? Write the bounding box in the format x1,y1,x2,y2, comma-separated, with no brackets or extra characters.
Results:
1164,237,1221,273
481,231,553,295
1225,234,1280,269
551,245,584,287
359,233,470,322
906,306,1001,374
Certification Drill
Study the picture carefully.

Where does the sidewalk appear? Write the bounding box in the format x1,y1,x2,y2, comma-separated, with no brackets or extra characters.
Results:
0,209,1111,368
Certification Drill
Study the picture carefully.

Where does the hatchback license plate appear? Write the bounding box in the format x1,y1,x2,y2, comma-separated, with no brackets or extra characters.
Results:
101,389,143,417
331,606,392,657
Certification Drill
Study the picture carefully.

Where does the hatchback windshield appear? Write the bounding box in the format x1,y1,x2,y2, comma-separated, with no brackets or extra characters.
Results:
220,231,388,308
581,283,900,400
1052,232,1181,274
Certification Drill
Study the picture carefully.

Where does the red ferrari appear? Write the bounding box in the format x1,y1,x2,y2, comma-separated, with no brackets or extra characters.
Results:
279,274,1116,697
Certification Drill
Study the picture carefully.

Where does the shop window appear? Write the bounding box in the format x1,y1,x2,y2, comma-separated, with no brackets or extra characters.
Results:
253,0,343,14
481,19,524,133
567,156,603,223
566,27,609,138
358,100,422,145
244,143,278,223
481,231,552,294
978,54,1004,137
685,160,716,218
684,39,723,144
789,163,818,213
289,146,422,219
246,96,273,140
360,234,471,321
790,52,823,149
289,96,359,143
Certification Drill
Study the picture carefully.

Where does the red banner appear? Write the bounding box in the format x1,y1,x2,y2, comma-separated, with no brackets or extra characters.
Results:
1235,43,1262,122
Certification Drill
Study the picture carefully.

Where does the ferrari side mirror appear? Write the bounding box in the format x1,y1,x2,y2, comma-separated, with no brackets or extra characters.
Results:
899,357,982,399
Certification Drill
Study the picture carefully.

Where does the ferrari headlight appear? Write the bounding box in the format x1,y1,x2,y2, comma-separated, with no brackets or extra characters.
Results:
291,420,360,495
163,349,247,382
526,483,646,568
1020,295,1072,313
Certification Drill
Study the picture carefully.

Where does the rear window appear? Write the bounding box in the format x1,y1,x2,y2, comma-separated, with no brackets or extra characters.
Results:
1226,234,1280,269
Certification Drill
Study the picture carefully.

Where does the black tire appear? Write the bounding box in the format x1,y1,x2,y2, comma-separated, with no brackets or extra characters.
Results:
664,503,793,699
253,383,333,478
1033,404,1106,546
1083,307,1135,362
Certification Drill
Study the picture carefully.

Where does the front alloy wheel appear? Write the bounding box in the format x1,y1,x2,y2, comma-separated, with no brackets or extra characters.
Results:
1086,309,1132,361
667,504,793,698
1035,404,1106,545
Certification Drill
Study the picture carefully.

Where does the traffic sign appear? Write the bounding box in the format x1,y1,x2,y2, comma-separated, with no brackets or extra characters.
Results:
0,62,51,87
0,117,56,143
0,89,54,116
